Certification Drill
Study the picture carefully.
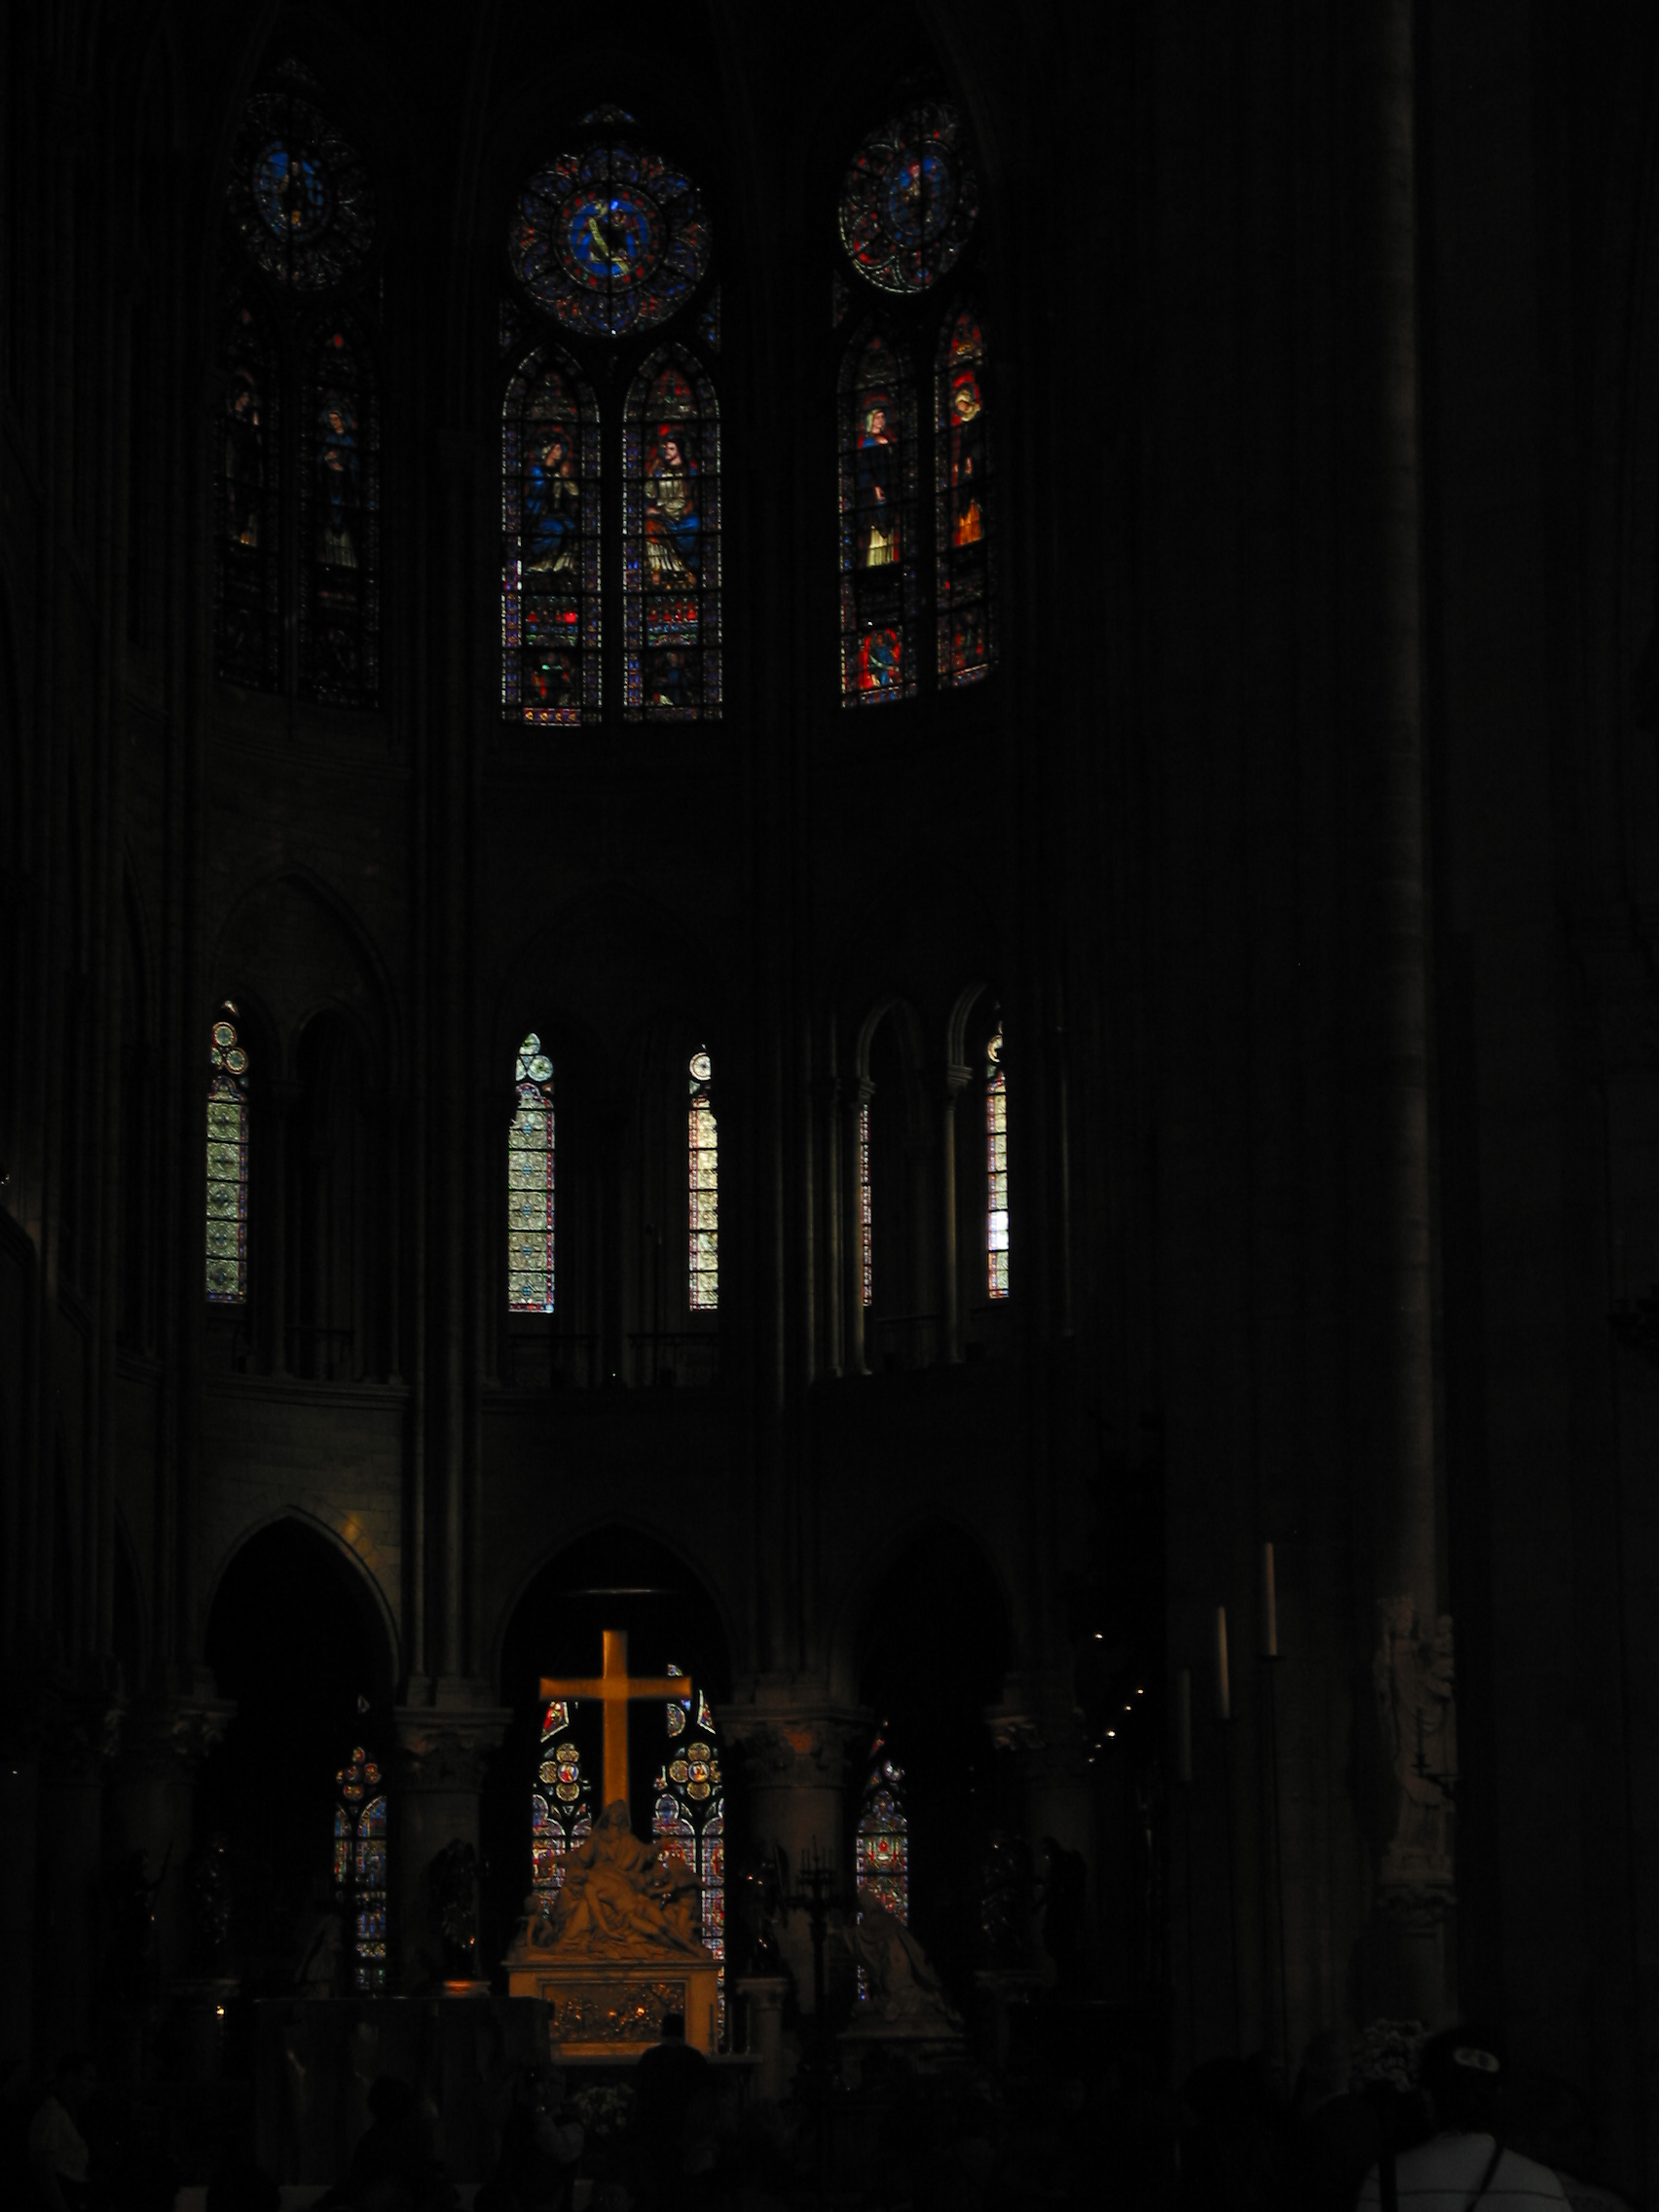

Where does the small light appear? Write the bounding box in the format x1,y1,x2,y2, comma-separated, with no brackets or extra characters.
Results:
1107,1728,1116,1738
215,2006,226,2018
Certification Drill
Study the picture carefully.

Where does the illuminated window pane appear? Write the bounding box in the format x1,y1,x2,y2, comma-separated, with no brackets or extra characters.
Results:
860,1099,873,1308
839,328,918,705
654,1664,724,2040
688,1051,718,1310
935,305,993,685
300,321,379,705
986,1022,1008,1300
624,346,720,719
335,1745,387,1992
215,308,279,689
205,1005,249,1304
508,1033,555,1312
533,1701,591,1908
855,1737,909,2006
502,349,601,723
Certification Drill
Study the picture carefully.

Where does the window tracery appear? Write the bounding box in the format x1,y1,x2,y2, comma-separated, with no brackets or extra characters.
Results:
334,1743,388,1992
508,1034,556,1311
986,1021,1008,1299
624,347,719,718
502,350,602,722
688,1050,718,1310
205,1005,249,1305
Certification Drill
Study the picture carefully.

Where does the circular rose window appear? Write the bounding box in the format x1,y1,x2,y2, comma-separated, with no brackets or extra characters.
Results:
229,92,374,290
511,141,710,338
839,102,978,296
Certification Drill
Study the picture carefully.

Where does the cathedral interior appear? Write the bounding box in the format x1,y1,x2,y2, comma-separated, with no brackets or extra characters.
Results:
5,0,1659,2202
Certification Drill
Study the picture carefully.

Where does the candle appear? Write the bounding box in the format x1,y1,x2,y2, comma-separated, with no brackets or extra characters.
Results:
1215,1605,1231,1722
1261,1541,1278,1659
1176,1668,1193,1784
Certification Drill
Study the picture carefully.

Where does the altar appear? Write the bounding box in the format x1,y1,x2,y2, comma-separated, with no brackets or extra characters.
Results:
504,1634,723,2059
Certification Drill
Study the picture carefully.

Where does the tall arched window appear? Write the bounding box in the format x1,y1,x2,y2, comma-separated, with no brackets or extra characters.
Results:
300,319,379,704
334,1743,388,1992
688,1050,718,1310
654,1667,725,2030
205,1005,250,1304
839,329,918,703
502,349,601,722
624,346,719,717
216,79,380,699
216,306,279,689
855,1739,909,1922
508,1034,556,1312
532,1699,592,1904
936,305,993,684
986,1020,1008,1299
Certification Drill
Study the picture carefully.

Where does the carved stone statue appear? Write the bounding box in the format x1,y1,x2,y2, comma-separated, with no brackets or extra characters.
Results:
833,1900,963,2036
509,1800,704,1959
1374,1596,1457,1882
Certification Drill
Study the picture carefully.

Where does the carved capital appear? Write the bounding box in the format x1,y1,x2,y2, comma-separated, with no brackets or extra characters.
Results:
392,1708,511,1793
114,1695,237,1785
719,1690,870,1793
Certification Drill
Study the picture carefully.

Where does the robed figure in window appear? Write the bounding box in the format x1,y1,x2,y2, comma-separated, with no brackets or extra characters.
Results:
857,400,898,568
644,424,699,585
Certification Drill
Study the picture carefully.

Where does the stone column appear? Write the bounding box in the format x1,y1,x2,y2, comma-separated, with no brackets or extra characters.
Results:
36,1690,123,2057
842,1083,872,1378
392,1708,510,1993
986,1677,1093,1991
720,1689,869,2013
938,1065,971,1364
105,1695,236,1994
0,1724,41,2067
1340,0,1453,2022
261,1081,300,1377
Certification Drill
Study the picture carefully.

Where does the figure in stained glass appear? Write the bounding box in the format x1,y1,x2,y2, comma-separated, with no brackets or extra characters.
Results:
625,350,719,719
229,92,374,292
217,310,280,688
300,325,378,704
335,1744,388,1992
840,330,917,704
936,308,994,685
225,371,264,548
510,141,710,340
503,349,601,723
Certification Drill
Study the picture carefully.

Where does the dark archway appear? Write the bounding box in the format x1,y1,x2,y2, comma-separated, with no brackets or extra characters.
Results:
853,1520,1012,2010
483,1525,733,1970
201,1519,395,1992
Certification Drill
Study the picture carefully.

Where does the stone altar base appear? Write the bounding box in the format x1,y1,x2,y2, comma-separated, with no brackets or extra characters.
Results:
837,2020,970,2085
505,1952,722,2059
253,1996,549,2183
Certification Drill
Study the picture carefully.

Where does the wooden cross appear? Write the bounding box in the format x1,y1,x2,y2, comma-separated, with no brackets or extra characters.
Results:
539,1629,689,1824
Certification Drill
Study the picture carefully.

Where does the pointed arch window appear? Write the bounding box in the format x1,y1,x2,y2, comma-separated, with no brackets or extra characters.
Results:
688,1050,718,1310
334,1744,388,1992
300,321,379,704
986,1021,1008,1299
654,1667,725,2032
936,305,993,684
508,1034,556,1312
839,329,919,704
855,1742,909,1923
532,1700,592,1905
206,1005,250,1304
216,308,280,690
624,346,720,718
502,349,602,722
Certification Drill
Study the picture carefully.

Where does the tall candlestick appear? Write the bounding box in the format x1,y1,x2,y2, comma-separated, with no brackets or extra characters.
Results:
1215,1605,1231,1722
1260,1541,1278,1659
1176,1667,1193,1783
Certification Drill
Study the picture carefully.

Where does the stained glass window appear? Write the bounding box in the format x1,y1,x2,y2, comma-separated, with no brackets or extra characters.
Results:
228,92,375,292
860,1099,873,1308
216,308,279,689
509,141,710,340
654,1667,724,2036
508,1034,555,1311
855,1744,909,1923
299,322,378,704
688,1051,718,1310
206,1006,249,1304
696,288,721,355
624,348,719,719
334,1745,387,1992
936,306,993,685
840,330,918,705
986,1022,1008,1299
839,104,978,298
532,1703,592,1906
502,349,602,723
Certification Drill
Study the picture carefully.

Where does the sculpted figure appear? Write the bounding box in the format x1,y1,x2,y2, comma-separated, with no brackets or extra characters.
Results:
835,1899,963,2035
515,1801,704,1957
1375,1597,1457,1878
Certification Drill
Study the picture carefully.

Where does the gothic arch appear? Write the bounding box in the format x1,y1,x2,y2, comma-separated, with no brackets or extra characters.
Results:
828,1504,1023,1704
202,1504,400,1697
497,881,729,1064
213,866,398,1078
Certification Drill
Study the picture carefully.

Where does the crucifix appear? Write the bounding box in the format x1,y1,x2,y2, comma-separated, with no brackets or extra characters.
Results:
539,1629,689,1824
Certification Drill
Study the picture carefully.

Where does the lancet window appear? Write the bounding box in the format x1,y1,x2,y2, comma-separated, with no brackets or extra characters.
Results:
508,1034,556,1311
654,1666,725,2034
333,1744,388,1992
205,1005,250,1304
855,1739,910,1924
501,350,601,722
986,1021,1008,1299
838,329,918,703
624,347,720,718
532,1700,592,1903
688,1050,718,1310
935,305,992,684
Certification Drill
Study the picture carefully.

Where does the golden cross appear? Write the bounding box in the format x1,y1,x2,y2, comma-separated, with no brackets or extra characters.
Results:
539,1629,689,1824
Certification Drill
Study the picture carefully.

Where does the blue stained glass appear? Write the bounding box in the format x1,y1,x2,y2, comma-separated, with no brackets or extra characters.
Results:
624,348,720,719
229,92,374,292
510,143,710,339
503,351,602,723
839,103,977,297
839,328,918,705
